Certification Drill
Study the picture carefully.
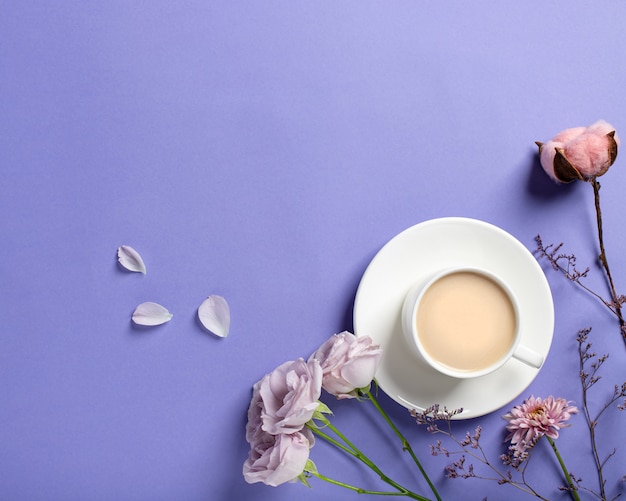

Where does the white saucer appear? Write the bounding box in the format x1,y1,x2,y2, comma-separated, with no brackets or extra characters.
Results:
353,217,554,419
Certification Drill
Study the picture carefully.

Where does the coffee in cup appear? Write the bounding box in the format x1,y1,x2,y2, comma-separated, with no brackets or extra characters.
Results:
401,267,543,378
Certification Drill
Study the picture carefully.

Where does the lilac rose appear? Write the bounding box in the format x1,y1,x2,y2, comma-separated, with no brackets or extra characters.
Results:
243,361,319,486
245,379,267,446
309,331,382,399
243,428,315,486
258,358,322,435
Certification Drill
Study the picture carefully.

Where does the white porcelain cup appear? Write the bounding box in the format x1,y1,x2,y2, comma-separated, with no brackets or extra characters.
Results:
401,267,544,379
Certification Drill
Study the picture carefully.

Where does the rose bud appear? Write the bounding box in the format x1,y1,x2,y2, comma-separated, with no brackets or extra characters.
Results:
309,331,382,399
536,120,619,182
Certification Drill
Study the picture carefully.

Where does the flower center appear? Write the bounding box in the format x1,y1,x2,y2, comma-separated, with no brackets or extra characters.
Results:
527,405,545,420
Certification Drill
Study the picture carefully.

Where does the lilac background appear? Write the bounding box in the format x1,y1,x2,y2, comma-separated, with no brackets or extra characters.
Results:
1,2,625,500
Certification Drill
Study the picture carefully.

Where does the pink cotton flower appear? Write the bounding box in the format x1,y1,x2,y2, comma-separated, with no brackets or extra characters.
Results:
257,358,322,435
503,395,578,451
536,120,619,183
309,331,382,399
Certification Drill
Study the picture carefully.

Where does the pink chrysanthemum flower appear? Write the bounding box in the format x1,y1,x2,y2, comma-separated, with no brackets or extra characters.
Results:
503,396,578,451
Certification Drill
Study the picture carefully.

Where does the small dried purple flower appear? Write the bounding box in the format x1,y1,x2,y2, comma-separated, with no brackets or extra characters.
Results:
502,396,578,451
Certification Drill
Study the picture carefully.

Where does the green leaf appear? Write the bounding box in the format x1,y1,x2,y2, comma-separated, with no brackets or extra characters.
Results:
304,459,318,475
296,472,312,488
316,401,332,415
311,401,333,422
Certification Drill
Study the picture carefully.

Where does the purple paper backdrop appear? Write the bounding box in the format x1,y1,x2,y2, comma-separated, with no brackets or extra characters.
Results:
1,2,625,500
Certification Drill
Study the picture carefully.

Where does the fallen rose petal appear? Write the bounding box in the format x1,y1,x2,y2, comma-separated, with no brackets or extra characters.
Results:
198,295,230,337
132,302,173,326
117,245,147,274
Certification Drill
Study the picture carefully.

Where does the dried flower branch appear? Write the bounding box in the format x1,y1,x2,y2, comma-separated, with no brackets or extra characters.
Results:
535,235,626,345
535,237,620,313
577,328,626,501
591,178,626,343
412,405,551,500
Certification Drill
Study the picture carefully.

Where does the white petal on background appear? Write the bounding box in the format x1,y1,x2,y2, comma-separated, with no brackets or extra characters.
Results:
198,295,230,337
132,302,173,326
117,245,147,274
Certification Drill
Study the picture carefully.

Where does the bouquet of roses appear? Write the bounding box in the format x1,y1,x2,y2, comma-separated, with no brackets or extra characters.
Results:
242,331,441,500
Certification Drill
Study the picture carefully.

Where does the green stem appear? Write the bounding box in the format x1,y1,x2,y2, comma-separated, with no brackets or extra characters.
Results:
546,436,581,501
310,417,432,501
363,388,442,501
307,424,358,458
308,470,424,497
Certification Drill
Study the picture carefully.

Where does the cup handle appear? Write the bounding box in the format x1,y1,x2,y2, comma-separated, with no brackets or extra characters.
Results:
512,344,544,369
